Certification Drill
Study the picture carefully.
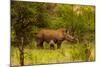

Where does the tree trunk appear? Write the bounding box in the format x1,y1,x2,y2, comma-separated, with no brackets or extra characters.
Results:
19,37,24,66
20,47,24,66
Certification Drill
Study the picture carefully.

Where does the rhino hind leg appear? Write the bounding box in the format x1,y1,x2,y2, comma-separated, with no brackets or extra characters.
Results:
50,44,55,49
49,40,55,49
37,40,44,49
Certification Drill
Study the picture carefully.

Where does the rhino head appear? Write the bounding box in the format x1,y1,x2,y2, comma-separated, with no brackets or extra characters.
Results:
64,30,78,43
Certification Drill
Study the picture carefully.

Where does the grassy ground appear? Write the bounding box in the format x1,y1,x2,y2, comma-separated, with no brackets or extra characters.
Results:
10,42,95,66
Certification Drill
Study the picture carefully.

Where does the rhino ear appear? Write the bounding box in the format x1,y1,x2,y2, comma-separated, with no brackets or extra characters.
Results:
66,30,69,34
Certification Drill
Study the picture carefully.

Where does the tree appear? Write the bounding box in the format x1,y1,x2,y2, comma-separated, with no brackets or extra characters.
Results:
11,1,35,65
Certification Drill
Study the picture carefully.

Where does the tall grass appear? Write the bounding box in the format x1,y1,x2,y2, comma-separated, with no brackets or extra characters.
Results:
11,42,95,66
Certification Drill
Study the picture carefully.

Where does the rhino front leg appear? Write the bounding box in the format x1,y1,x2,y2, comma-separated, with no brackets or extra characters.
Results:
57,41,62,49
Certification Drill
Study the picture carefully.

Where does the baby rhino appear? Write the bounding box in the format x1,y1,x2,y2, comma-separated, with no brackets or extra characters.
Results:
35,28,76,49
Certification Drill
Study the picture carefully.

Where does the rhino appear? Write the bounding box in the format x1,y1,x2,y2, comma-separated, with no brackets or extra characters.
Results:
35,28,77,49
